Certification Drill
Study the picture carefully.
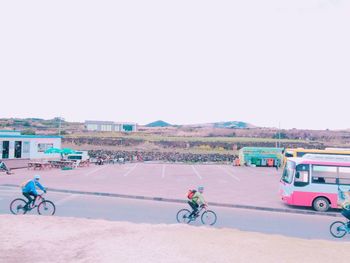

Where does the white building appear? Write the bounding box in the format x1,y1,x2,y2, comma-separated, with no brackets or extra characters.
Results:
0,130,61,160
85,120,137,132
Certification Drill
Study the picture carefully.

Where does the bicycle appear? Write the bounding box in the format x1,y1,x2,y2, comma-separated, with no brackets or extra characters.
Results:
176,205,217,226
10,192,56,216
330,220,350,238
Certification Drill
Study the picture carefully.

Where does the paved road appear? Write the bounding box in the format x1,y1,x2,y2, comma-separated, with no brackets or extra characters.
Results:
0,164,286,211
0,186,346,241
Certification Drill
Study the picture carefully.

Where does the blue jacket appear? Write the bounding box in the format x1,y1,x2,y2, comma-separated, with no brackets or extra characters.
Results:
22,180,45,195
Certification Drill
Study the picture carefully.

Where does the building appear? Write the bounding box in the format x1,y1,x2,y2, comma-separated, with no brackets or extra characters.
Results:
85,120,137,132
0,130,61,160
238,147,283,167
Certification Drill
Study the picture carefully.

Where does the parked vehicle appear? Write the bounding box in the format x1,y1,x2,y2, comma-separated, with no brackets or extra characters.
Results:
280,154,350,212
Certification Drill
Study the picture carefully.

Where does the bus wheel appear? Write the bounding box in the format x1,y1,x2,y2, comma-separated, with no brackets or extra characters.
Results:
313,197,330,212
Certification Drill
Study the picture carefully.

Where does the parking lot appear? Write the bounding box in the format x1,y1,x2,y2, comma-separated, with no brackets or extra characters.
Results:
0,163,286,210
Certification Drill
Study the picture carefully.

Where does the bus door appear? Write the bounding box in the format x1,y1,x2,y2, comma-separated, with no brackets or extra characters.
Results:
291,164,311,206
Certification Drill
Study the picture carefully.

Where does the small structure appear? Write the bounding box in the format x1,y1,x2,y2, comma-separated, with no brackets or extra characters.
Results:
0,130,61,160
238,147,283,167
85,120,137,132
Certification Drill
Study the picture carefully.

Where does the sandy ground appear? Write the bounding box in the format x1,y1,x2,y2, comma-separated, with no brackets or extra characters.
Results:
0,215,349,263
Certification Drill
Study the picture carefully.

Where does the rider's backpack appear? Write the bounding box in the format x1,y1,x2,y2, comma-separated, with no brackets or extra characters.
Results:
20,179,31,189
187,189,196,199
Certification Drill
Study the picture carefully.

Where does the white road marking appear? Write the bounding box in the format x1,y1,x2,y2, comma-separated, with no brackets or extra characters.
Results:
0,188,19,197
55,194,80,206
0,192,18,197
191,165,202,180
161,164,166,179
0,188,19,193
85,165,109,176
217,166,241,181
123,164,138,177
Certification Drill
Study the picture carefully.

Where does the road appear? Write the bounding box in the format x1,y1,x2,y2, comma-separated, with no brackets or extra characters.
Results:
0,186,345,241
0,164,286,211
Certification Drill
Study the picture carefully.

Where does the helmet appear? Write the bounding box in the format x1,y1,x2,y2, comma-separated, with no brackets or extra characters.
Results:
197,186,204,192
34,175,41,180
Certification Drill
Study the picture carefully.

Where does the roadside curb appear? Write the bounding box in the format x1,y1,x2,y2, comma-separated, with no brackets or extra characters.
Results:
2,184,340,217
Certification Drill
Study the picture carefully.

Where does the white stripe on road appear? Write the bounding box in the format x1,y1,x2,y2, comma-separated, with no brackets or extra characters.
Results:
0,192,18,197
123,164,138,177
55,194,80,206
161,164,166,179
0,188,19,193
85,165,109,176
191,165,202,180
218,166,241,181
0,188,19,196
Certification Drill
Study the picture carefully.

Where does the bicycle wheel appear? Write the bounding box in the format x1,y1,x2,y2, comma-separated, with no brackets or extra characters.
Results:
201,210,217,226
10,198,28,215
330,221,347,238
37,200,56,216
176,209,192,224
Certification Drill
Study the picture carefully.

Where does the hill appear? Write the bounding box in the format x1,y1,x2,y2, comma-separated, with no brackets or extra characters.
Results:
213,121,253,129
145,120,172,127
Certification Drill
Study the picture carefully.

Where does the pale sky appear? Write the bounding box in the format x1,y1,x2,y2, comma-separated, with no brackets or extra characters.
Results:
0,0,349,130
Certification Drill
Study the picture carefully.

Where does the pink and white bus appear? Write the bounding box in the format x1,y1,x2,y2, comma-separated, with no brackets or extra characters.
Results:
280,155,350,212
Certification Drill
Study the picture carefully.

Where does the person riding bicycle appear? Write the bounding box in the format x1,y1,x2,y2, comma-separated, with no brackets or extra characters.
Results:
188,186,207,218
338,187,350,228
22,175,46,209
0,161,12,175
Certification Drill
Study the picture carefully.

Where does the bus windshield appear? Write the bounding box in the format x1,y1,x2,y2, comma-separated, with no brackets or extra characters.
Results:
281,160,295,184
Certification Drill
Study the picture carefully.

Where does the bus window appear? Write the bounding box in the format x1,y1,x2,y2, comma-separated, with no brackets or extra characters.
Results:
312,165,337,184
294,164,309,187
281,161,295,184
339,167,350,185
285,152,294,158
297,152,307,157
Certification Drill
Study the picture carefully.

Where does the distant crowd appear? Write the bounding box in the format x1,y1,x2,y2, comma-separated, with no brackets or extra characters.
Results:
88,150,236,164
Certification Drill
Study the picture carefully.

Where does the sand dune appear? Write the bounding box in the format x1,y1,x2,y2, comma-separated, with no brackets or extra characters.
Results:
0,215,349,263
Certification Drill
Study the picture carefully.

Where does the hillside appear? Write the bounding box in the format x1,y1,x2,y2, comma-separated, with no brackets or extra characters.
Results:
2,118,350,150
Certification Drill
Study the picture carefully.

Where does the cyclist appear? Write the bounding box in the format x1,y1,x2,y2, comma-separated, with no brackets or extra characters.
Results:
338,188,350,228
188,186,207,218
22,175,46,209
0,161,11,175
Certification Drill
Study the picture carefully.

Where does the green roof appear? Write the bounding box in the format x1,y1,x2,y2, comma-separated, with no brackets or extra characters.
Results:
240,147,283,153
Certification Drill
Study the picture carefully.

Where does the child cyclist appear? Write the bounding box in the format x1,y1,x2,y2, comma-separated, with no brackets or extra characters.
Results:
188,186,207,218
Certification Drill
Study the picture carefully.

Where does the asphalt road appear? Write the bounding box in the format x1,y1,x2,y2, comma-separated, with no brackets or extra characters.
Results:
0,186,346,241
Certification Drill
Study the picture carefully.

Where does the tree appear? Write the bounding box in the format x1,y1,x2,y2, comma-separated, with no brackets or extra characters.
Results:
21,129,36,135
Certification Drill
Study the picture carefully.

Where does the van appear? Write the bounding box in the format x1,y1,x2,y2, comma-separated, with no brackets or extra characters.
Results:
66,151,89,161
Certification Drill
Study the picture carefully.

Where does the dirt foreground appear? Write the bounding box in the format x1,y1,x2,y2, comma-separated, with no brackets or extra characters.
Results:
0,215,349,263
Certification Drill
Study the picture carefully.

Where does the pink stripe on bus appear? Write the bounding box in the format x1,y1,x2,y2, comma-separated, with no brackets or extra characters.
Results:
291,191,338,208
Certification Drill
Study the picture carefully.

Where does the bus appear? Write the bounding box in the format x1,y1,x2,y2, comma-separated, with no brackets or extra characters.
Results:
282,148,350,166
280,154,350,212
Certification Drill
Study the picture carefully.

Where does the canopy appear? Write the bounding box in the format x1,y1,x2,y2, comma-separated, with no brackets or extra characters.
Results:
44,148,77,155
44,148,62,154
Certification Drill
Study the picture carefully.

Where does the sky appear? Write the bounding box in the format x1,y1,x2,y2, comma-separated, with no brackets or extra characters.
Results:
0,0,349,130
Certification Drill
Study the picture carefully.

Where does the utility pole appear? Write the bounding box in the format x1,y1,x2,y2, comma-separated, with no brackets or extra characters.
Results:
58,117,62,136
278,121,281,148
